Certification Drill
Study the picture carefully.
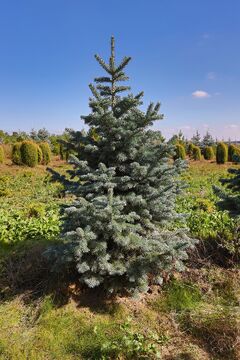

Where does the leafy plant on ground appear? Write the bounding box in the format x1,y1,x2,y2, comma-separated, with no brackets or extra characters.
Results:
0,207,60,244
96,318,168,359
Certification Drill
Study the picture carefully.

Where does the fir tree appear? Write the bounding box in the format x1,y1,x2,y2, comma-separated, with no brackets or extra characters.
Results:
169,130,185,146
38,128,50,141
30,129,39,142
202,131,215,147
46,37,195,295
214,157,240,217
191,130,201,147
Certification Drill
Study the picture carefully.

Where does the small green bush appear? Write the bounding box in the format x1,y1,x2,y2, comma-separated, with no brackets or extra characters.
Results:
204,146,214,160
228,144,240,162
59,143,65,160
216,142,228,164
20,141,38,167
0,145,4,164
192,146,201,160
1,144,12,159
174,144,186,160
39,142,51,165
37,145,43,164
12,142,22,165
187,143,195,156
212,145,217,155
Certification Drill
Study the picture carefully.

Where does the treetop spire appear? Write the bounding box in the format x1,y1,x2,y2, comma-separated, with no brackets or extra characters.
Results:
93,37,131,109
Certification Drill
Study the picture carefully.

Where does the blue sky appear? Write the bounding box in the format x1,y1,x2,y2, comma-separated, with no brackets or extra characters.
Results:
0,0,240,139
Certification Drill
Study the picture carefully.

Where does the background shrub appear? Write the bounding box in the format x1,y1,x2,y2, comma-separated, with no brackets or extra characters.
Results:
212,145,217,155
204,146,214,160
216,142,228,164
39,142,51,165
20,141,38,167
192,146,201,160
59,143,64,160
174,143,186,160
12,142,22,165
228,144,240,162
187,143,195,156
1,144,12,159
0,145,4,164
37,145,43,164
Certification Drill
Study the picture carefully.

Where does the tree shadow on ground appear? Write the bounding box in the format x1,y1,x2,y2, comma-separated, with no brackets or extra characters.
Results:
0,240,121,315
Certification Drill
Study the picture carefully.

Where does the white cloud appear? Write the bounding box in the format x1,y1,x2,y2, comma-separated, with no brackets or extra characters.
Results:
192,90,210,98
228,124,239,129
207,72,216,80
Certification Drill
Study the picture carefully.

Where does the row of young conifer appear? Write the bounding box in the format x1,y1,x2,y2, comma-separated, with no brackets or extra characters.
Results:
1,140,239,167
174,142,240,163
7,141,52,167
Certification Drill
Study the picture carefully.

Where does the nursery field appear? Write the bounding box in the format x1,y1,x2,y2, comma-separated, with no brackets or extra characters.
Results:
0,160,239,360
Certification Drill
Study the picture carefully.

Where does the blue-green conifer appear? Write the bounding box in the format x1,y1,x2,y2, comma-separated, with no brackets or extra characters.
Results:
46,37,195,295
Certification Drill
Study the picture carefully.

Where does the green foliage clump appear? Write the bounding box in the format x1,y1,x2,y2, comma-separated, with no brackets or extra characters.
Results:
0,207,60,244
214,155,240,259
39,142,51,165
59,143,65,160
0,145,4,164
212,144,217,155
186,210,234,241
177,162,239,262
216,142,228,164
228,144,240,162
192,198,214,212
152,280,202,313
37,145,43,164
203,146,214,160
187,143,195,156
174,144,186,160
46,37,194,295
20,141,38,167
12,142,22,165
214,154,240,215
192,146,201,160
98,318,167,359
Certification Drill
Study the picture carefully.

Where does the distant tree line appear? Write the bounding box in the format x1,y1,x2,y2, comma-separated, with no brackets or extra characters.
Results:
169,129,240,164
0,127,240,166
0,128,71,160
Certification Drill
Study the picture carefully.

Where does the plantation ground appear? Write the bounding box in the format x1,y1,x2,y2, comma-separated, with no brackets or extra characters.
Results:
0,160,239,359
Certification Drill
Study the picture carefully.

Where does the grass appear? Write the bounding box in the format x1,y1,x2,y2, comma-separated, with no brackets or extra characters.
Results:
150,280,202,313
0,159,239,359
